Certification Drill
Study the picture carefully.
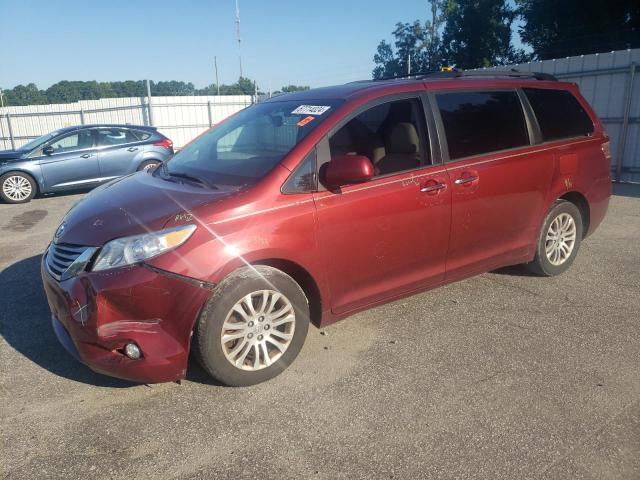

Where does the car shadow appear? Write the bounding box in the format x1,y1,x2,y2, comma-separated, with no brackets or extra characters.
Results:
0,254,134,388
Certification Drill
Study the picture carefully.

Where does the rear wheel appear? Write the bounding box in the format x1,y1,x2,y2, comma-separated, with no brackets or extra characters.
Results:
194,266,310,386
137,160,160,172
0,172,36,204
526,199,583,276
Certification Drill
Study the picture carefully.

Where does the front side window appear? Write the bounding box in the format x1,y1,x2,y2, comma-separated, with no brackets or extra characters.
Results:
523,88,594,141
436,90,529,160
328,97,429,176
162,100,341,188
96,128,138,147
48,130,94,153
21,131,61,152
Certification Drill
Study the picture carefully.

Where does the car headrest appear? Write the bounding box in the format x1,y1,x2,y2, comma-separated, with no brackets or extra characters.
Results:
387,122,419,154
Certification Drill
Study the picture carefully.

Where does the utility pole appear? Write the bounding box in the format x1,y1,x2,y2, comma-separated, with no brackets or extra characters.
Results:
235,0,243,78
214,56,220,95
408,54,411,75
146,79,154,126
0,89,4,108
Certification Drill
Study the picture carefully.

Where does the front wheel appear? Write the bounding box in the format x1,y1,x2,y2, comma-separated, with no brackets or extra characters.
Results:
193,266,310,386
526,200,583,276
0,172,37,203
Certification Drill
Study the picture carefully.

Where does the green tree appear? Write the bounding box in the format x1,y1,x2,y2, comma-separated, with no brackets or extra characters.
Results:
153,81,196,96
517,0,640,60
440,0,525,69
373,1,446,79
3,83,48,106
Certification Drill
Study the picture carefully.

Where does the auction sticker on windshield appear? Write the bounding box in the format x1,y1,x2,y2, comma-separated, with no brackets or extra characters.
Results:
291,105,331,115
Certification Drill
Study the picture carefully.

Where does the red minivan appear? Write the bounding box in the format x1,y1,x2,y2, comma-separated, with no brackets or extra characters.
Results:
41,72,611,386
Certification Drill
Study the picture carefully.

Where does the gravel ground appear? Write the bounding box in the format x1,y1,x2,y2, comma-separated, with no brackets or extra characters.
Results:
1,184,639,480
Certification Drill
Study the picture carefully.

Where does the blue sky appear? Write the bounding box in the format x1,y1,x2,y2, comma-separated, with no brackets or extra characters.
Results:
0,0,525,91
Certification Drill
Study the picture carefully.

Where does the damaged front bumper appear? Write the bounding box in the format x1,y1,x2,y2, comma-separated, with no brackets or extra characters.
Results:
41,257,212,383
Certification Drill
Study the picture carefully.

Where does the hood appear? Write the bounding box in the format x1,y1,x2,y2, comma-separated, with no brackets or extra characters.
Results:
0,150,25,162
57,172,239,246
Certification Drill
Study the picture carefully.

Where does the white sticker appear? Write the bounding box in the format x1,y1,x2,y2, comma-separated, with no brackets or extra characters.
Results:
291,105,331,116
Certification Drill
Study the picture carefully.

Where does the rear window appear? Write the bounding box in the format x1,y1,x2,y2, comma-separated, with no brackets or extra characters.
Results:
523,88,594,141
436,90,529,160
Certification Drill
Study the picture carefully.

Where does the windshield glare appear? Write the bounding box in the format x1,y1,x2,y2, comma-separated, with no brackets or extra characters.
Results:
20,131,61,152
163,100,341,187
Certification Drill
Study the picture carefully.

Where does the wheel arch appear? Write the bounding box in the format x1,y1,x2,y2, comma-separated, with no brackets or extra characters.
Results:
0,169,40,195
558,191,590,238
251,258,323,328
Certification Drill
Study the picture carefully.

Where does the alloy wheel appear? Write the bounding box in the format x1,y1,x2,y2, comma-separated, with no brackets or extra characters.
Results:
221,290,296,371
2,175,32,202
545,212,577,266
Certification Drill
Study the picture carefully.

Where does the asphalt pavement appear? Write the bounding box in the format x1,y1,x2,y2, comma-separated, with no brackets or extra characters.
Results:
1,185,639,479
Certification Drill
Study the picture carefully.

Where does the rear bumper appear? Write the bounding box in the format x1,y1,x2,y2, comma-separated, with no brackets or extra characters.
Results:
41,258,211,383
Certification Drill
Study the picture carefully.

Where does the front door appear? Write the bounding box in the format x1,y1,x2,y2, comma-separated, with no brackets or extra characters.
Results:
313,95,451,314
38,129,100,190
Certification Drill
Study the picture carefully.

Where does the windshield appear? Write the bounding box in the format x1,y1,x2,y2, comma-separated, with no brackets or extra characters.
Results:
161,99,342,187
20,131,62,151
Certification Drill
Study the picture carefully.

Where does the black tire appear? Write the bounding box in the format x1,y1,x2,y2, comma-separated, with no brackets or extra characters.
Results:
137,160,160,172
526,199,583,276
0,172,37,204
193,265,310,386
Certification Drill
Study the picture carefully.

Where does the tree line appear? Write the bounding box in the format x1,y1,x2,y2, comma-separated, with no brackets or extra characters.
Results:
1,78,310,107
373,0,640,78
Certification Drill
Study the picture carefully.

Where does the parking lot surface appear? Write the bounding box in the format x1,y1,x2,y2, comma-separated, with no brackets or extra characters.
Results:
1,185,639,480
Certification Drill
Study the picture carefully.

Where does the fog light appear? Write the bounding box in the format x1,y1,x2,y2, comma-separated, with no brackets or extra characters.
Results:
124,342,141,359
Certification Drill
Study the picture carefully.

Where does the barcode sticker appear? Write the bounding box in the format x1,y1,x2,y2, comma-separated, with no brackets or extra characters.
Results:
291,105,331,115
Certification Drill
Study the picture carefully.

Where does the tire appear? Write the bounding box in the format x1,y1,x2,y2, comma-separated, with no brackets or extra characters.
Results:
526,199,583,276
137,160,160,172
194,265,310,386
0,172,37,204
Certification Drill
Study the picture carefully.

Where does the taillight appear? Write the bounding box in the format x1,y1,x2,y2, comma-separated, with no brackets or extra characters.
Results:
601,140,611,161
154,138,173,150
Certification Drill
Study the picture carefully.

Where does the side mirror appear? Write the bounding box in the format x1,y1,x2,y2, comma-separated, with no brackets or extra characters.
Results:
322,155,374,189
42,145,54,155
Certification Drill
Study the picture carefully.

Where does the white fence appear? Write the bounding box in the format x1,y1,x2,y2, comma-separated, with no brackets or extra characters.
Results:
2,49,638,181
478,48,640,183
0,95,253,150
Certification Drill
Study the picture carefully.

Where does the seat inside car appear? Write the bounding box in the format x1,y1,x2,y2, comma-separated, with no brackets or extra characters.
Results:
375,122,421,175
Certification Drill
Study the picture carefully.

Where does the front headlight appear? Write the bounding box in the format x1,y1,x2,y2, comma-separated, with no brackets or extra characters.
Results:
92,224,196,272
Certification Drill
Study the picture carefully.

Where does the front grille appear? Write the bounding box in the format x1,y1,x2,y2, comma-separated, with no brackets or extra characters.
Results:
45,243,92,281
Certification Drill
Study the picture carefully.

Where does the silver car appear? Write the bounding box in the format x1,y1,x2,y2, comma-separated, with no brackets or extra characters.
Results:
0,124,174,203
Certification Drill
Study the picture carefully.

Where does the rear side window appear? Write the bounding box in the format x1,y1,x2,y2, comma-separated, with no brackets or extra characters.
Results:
133,130,152,141
436,90,529,160
96,128,138,147
523,88,594,141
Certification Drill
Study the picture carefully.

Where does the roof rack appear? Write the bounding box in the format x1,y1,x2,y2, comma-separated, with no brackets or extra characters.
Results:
371,68,558,82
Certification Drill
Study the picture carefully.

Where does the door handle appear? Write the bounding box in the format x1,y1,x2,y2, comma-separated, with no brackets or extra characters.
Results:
454,175,478,185
127,147,138,152
80,153,91,159
420,183,447,193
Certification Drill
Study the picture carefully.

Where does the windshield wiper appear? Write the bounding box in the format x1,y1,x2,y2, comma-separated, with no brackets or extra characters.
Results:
166,170,218,189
